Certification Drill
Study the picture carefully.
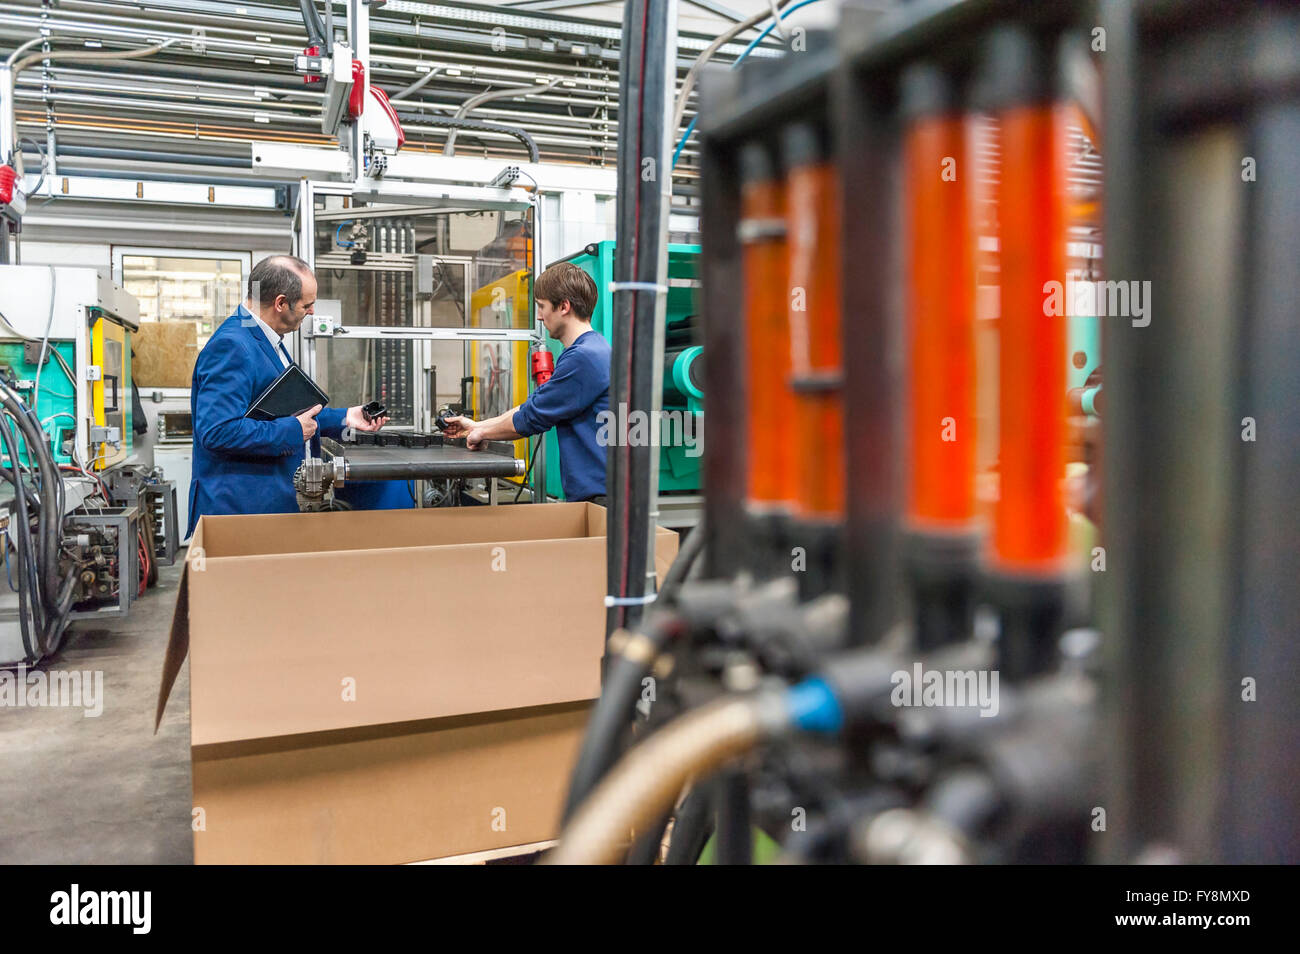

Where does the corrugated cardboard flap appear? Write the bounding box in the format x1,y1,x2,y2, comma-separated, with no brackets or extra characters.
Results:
155,524,199,733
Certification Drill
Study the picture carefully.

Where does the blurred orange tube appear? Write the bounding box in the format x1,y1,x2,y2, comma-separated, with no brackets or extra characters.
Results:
992,103,1069,571
904,112,976,530
786,148,845,520
740,145,796,510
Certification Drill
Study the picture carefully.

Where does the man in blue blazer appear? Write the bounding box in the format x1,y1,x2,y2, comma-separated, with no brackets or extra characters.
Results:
187,255,387,535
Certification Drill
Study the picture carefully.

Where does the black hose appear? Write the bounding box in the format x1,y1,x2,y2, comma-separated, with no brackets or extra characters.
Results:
606,0,674,637
298,0,326,48
560,522,705,821
560,612,684,822
513,435,542,503
0,388,62,600
715,770,753,865
0,384,78,659
664,785,714,865
657,517,705,607
41,571,79,658
0,417,36,663
0,407,50,622
392,112,541,163
625,809,672,865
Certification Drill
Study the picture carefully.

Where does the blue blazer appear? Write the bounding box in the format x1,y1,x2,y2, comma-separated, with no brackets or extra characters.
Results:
187,305,346,535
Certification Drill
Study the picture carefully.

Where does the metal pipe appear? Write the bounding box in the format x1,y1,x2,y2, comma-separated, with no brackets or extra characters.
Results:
26,143,251,168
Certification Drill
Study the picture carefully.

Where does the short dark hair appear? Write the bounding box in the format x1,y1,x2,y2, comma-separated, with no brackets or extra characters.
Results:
536,262,596,320
248,254,313,309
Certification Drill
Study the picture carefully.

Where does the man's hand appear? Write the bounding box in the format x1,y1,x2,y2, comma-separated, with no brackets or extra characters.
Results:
345,405,390,432
297,404,322,440
440,415,476,440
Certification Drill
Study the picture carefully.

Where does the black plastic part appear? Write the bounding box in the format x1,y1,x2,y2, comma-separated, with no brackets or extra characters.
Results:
903,527,982,652
982,574,1068,683
361,400,386,422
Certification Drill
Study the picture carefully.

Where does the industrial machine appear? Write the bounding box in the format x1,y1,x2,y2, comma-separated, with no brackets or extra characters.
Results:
542,241,705,505
550,0,1299,867
0,266,139,471
292,178,538,508
0,269,180,665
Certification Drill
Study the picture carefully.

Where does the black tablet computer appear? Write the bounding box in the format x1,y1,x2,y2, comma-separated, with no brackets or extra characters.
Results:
244,365,330,421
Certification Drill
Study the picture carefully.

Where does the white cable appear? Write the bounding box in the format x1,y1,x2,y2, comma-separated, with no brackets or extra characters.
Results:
32,266,56,410
671,0,795,140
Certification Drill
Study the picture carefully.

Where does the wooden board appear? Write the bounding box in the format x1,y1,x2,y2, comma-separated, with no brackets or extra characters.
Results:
133,321,198,388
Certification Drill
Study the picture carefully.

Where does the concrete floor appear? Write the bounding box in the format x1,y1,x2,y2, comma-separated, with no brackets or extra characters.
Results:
0,561,193,863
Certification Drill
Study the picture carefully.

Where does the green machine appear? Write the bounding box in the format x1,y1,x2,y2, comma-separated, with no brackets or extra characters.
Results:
540,241,703,500
0,266,139,470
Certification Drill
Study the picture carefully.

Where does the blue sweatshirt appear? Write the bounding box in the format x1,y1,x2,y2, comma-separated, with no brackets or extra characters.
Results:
512,329,611,501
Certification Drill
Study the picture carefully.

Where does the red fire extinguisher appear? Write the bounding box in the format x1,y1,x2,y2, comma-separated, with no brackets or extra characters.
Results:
532,349,554,386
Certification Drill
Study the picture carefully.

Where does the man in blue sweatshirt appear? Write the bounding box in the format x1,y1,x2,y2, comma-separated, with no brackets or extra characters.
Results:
443,262,610,502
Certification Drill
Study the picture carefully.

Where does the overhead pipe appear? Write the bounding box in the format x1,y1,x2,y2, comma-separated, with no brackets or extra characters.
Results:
22,143,251,169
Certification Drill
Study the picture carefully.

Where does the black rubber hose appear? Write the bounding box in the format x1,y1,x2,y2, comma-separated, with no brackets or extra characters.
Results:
41,571,78,658
298,0,326,48
664,785,714,865
560,524,704,822
657,517,705,607
0,408,49,632
0,417,36,663
560,612,684,822
625,809,672,865
715,770,753,864
0,390,61,600
1,383,75,654
393,112,541,163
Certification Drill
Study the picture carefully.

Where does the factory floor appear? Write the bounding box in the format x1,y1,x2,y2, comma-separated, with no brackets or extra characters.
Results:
0,561,192,864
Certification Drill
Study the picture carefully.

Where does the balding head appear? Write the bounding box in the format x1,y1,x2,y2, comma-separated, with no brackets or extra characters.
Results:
246,254,317,335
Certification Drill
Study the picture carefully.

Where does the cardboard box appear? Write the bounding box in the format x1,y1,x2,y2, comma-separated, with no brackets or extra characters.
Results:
156,502,678,864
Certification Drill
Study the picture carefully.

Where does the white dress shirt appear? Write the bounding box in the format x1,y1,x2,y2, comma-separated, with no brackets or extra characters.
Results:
252,313,292,369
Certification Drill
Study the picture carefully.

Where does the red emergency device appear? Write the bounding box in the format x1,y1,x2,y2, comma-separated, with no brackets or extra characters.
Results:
0,165,14,205
532,349,554,386
348,60,365,118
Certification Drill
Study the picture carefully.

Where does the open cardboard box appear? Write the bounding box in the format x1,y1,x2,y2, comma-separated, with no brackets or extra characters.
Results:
156,502,678,864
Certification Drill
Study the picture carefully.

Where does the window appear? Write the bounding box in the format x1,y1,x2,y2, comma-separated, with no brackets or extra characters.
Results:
114,248,250,350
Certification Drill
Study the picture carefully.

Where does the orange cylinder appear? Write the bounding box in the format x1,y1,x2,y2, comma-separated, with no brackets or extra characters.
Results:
785,140,845,520
992,103,1069,571
903,110,976,530
740,144,797,510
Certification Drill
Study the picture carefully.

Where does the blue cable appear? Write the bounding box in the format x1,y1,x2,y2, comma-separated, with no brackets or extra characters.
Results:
335,220,355,249
672,0,827,170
